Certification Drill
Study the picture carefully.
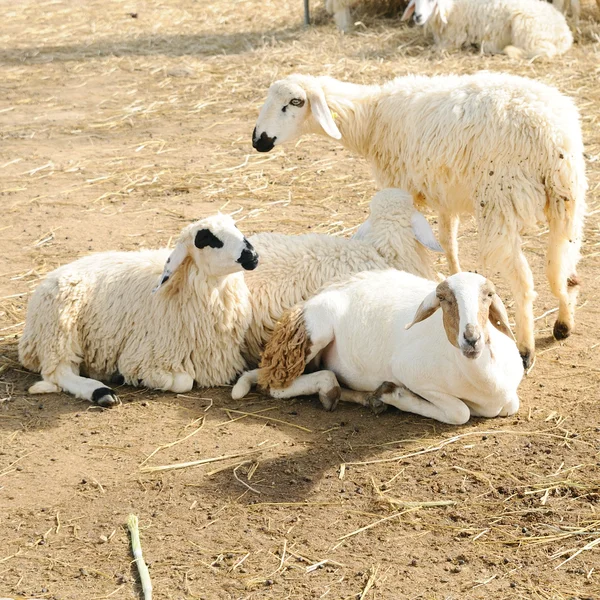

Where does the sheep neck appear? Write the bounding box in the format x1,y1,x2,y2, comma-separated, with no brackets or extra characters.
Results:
305,78,380,158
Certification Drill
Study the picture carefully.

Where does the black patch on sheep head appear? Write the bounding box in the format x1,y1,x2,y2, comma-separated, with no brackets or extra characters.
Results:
194,229,224,249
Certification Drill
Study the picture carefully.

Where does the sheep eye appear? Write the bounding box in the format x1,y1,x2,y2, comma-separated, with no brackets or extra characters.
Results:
487,292,494,298
289,98,305,107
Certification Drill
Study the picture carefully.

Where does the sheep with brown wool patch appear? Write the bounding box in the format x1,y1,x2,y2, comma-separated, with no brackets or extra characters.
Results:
233,270,524,425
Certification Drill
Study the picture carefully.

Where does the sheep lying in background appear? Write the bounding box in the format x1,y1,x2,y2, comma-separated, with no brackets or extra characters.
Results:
233,271,524,425
243,188,441,363
19,215,259,406
252,72,587,369
401,0,573,58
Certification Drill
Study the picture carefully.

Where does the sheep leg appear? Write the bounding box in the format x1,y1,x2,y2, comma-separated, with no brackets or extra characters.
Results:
438,213,461,274
140,371,194,393
478,210,536,369
338,387,388,415
326,0,353,31
48,363,120,407
269,370,341,411
467,393,520,418
546,218,582,342
231,369,259,400
377,385,471,425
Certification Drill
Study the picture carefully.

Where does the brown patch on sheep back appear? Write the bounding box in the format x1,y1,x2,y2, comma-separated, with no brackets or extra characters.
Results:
258,305,311,390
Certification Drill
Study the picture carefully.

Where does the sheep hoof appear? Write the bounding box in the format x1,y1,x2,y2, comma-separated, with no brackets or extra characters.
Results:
109,372,125,385
91,386,121,408
520,349,533,371
320,386,340,411
368,381,395,415
553,320,571,340
368,396,388,415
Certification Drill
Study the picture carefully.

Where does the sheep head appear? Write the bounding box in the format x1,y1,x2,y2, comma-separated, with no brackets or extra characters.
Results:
252,75,341,152
153,214,258,292
405,272,514,360
402,0,449,25
353,189,443,253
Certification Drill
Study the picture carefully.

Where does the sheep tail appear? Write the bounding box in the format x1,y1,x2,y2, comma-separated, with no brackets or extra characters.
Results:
258,305,311,390
545,149,587,281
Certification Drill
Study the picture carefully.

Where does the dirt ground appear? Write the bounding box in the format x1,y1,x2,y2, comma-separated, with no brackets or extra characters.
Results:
1,1,599,599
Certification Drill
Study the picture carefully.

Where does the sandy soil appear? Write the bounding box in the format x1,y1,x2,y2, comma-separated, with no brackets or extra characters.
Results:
0,1,599,599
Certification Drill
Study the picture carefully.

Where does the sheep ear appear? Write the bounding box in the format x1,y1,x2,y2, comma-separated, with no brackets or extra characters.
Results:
401,0,415,21
153,242,188,293
405,290,440,329
307,87,341,140
489,293,515,341
411,211,444,252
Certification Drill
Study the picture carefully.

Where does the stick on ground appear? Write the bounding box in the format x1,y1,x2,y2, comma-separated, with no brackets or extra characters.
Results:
127,514,152,600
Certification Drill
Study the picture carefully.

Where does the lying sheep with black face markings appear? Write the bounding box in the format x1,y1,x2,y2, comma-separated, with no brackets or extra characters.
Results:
19,214,258,407
233,270,524,425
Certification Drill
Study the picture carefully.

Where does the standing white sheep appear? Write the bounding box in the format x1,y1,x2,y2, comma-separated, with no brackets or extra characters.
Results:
19,214,259,406
401,0,573,58
251,71,587,368
233,270,524,425
243,188,442,363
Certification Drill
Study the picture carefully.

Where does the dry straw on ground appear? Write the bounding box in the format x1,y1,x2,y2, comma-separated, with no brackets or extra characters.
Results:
0,1,599,599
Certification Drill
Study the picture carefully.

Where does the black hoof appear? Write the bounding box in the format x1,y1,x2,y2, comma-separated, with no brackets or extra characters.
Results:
92,386,121,408
321,386,340,411
520,350,532,371
553,320,571,340
108,372,125,386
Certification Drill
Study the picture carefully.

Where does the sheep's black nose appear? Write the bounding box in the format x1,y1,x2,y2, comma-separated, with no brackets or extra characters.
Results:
238,240,259,270
414,13,423,24
252,130,276,152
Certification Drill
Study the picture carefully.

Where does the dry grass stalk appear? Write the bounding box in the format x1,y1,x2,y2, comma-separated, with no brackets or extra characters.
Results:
333,507,421,550
138,416,205,467
140,444,279,473
222,407,313,432
359,565,380,600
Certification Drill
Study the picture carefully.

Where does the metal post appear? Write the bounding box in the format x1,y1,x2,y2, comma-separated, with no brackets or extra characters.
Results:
303,0,310,25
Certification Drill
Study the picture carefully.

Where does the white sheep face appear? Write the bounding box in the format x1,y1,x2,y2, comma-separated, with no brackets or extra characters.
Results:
403,0,440,25
154,215,258,291
252,80,309,152
253,77,341,152
406,272,514,360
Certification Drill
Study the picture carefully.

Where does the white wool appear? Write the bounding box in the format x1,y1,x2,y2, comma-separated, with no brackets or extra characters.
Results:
19,214,255,404
243,188,439,363
406,0,573,59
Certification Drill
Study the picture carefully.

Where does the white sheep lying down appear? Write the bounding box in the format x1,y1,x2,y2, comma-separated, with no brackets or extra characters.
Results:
19,214,259,406
243,188,441,363
233,270,524,425
252,71,587,369
19,190,439,405
402,0,573,59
